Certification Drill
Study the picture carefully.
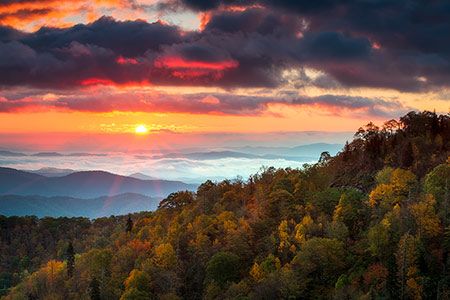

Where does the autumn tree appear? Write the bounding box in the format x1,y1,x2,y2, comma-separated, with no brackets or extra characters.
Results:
153,243,177,269
410,194,441,239
120,270,152,300
333,189,363,234
368,168,416,211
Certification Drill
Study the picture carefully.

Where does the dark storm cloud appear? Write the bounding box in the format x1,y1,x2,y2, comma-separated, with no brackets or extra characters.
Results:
167,0,450,91
203,7,301,35
0,17,187,88
174,0,343,14
21,16,184,57
0,0,450,92
0,25,25,41
0,12,375,89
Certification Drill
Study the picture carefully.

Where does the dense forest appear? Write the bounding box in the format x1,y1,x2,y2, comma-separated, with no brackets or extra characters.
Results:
1,110,450,300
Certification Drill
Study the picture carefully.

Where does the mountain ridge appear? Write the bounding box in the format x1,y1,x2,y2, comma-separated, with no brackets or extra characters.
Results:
0,167,197,198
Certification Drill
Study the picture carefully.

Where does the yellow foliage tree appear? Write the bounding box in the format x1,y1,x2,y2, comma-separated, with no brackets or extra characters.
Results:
121,269,152,300
153,243,177,269
411,194,442,238
294,223,306,244
368,184,395,208
391,168,416,190
44,260,64,289
249,262,264,282
278,220,291,253
368,168,416,209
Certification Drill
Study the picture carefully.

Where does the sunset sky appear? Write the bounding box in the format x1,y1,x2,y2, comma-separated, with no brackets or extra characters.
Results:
0,0,449,178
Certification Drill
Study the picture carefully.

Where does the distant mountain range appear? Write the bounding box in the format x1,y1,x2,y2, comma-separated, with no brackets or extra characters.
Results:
0,151,106,157
0,167,198,198
0,193,160,218
0,143,342,160
128,172,156,180
130,143,342,161
136,150,318,162
26,167,77,177
0,150,27,156
228,143,343,157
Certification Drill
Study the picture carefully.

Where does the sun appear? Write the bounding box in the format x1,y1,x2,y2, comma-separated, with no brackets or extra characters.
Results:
135,125,148,133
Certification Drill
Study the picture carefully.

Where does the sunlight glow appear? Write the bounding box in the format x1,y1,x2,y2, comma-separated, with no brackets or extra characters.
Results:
135,125,148,133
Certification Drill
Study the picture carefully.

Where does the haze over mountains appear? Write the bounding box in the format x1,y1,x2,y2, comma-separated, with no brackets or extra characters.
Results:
0,167,197,218
0,143,342,218
0,167,197,198
0,143,342,159
0,142,342,181
26,167,77,177
228,143,343,156
0,193,160,218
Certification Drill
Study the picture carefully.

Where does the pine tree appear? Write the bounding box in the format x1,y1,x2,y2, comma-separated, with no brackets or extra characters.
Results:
126,214,133,233
89,277,101,300
66,241,75,278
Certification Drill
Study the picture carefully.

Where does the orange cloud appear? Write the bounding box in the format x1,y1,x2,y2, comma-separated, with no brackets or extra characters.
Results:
154,56,239,70
0,0,147,31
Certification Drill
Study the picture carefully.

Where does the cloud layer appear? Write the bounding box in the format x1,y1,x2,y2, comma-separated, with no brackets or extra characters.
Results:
0,0,448,120
0,1,449,92
0,87,409,118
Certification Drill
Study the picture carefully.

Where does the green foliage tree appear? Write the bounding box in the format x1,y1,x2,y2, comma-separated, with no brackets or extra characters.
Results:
424,163,450,224
325,220,349,242
265,189,294,220
368,224,390,259
205,252,240,288
292,238,346,298
375,166,394,185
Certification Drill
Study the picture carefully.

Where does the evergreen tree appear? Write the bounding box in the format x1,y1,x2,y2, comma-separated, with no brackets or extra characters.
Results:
66,241,75,278
89,277,101,300
126,214,133,233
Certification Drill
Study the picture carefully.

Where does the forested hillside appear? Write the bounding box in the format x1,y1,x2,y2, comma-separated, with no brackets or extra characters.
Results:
2,111,450,300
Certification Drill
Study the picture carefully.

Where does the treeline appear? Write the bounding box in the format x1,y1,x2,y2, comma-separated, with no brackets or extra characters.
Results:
331,111,450,190
1,111,450,300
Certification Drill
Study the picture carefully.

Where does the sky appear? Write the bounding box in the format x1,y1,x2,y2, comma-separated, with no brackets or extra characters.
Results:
0,0,449,179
